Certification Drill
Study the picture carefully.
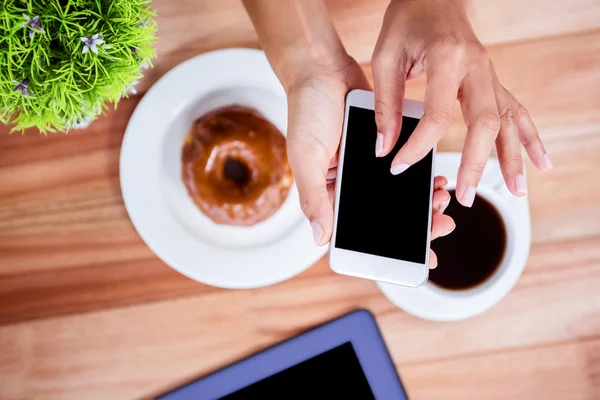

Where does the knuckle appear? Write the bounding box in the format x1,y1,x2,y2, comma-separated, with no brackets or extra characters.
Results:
426,109,454,129
433,35,463,55
498,107,518,134
432,36,489,66
299,197,311,217
300,191,330,220
503,153,523,166
520,135,532,147
468,42,489,64
499,107,517,126
374,110,386,129
403,147,428,164
375,98,393,116
461,161,487,176
520,134,536,147
477,110,501,133
515,104,531,121
374,99,398,129
372,49,410,78
375,98,404,122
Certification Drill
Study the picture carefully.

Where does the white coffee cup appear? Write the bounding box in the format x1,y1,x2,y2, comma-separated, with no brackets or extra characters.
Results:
377,154,531,321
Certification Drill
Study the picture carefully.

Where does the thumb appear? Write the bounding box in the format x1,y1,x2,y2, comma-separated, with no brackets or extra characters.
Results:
290,148,333,246
285,80,346,247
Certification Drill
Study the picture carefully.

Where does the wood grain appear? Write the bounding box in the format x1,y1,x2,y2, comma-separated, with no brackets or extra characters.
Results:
365,29,600,137
140,0,600,94
1,0,600,398
400,338,600,400
1,120,599,323
1,29,600,324
0,234,599,398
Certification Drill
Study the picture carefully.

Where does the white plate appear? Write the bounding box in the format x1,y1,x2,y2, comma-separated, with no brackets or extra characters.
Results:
120,49,326,289
377,152,532,321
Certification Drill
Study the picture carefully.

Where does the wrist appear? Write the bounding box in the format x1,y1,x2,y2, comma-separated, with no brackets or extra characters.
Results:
392,0,468,11
271,41,351,93
243,0,351,93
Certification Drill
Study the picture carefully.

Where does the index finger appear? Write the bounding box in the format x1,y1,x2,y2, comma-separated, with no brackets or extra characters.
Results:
390,56,462,175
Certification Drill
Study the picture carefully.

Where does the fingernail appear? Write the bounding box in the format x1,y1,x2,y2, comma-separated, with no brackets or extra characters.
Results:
544,153,554,171
375,132,384,157
311,221,323,245
460,186,476,207
440,223,456,237
515,173,528,195
326,169,337,180
438,198,450,213
390,163,410,175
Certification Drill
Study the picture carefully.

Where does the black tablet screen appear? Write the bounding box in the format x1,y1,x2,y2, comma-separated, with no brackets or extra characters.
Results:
221,342,375,399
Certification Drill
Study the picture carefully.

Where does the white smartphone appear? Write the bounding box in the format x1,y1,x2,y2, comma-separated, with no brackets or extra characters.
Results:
329,89,435,287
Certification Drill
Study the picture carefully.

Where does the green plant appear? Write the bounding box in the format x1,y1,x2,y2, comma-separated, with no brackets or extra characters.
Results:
0,0,156,133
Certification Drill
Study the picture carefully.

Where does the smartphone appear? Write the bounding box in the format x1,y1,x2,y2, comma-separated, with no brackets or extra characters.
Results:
329,89,435,287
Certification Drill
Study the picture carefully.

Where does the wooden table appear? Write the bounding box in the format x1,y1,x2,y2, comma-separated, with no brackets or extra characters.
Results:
1,1,600,398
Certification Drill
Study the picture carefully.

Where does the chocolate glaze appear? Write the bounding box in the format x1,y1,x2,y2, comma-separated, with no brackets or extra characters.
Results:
181,105,293,226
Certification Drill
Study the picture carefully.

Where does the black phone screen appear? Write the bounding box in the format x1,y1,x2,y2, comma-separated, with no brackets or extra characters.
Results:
335,106,433,264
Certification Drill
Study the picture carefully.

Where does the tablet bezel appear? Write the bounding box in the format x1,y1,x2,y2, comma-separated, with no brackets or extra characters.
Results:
156,309,407,399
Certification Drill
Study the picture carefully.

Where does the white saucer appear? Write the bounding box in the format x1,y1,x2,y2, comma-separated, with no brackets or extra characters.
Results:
377,153,532,321
120,49,326,289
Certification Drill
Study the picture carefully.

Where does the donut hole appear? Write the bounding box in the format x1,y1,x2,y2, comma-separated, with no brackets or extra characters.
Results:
181,105,293,226
223,157,250,187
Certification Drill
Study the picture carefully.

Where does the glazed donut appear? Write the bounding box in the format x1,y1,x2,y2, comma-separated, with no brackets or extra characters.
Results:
181,105,293,226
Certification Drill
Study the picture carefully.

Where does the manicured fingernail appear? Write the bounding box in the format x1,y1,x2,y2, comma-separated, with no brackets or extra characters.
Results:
390,163,410,175
375,133,384,157
326,169,337,180
311,221,323,245
440,223,456,237
438,198,450,213
515,173,528,195
543,153,554,171
461,186,476,207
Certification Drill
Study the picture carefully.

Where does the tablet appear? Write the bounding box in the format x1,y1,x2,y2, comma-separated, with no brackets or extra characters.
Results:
157,309,408,399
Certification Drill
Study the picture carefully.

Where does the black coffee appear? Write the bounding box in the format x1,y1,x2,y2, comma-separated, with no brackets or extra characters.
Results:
429,190,507,290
